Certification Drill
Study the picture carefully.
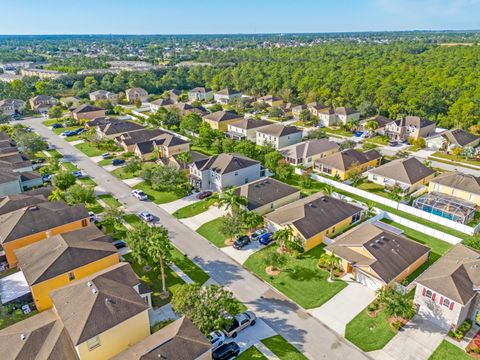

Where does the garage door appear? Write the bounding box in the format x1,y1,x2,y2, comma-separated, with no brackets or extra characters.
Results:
356,271,383,291
417,305,451,331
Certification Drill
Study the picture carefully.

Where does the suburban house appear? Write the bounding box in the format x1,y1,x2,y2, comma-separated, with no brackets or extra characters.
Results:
367,157,436,194
235,177,301,215
415,244,480,331
29,95,57,114
202,110,243,132
0,201,90,268
115,129,166,152
265,193,364,251
256,124,303,149
188,87,214,102
70,104,106,123
149,98,173,113
96,120,144,139
213,88,242,104
315,149,382,181
360,115,393,136
226,118,272,141
133,132,190,161
279,139,340,167
292,104,308,119
257,95,283,107
126,87,148,103
307,102,329,117
166,102,207,116
89,90,118,103
385,116,436,141
189,153,262,192
60,96,81,108
15,225,119,311
326,222,430,290
169,151,209,170
428,172,480,206
167,89,182,103
317,107,360,127
426,128,480,151
0,187,51,216
0,99,25,116
112,317,211,360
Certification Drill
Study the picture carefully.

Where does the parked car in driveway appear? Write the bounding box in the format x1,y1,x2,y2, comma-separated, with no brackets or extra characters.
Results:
72,171,83,178
259,232,274,245
101,152,110,159
52,123,63,129
60,131,74,137
251,228,269,241
196,190,213,200
233,235,251,250
138,212,154,222
88,211,97,223
209,330,225,350
42,174,53,182
74,128,84,135
112,240,127,249
223,311,256,338
132,189,148,201
212,342,240,360
112,158,125,166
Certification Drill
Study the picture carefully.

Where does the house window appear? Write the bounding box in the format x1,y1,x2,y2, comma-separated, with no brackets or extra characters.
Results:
352,213,361,223
443,298,450,308
426,290,433,299
87,336,101,351
68,272,75,281
244,178,248,184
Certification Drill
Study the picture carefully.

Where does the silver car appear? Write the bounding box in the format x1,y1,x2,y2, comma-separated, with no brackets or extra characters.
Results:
223,311,256,338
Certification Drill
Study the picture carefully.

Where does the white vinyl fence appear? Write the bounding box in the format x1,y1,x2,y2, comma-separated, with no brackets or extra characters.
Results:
296,168,477,236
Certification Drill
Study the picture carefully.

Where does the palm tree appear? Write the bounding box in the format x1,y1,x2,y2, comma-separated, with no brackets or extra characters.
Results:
364,120,378,136
214,187,248,215
176,151,192,170
318,251,341,281
322,184,335,197
365,201,376,217
48,188,65,201
241,210,263,232
273,227,293,253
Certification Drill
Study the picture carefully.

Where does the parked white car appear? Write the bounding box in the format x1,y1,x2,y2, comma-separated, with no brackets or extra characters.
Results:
209,330,226,350
131,189,148,201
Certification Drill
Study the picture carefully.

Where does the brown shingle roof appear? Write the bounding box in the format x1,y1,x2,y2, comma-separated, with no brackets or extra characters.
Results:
316,149,381,171
195,153,259,175
98,121,144,136
368,157,435,185
51,263,148,346
215,88,241,96
279,139,339,160
430,172,480,196
203,110,242,123
112,317,211,360
16,225,116,285
228,118,272,130
256,124,302,137
442,129,479,147
71,104,103,114
0,187,51,216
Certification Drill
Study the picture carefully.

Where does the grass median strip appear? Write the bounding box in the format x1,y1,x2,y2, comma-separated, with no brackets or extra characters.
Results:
98,194,122,208
261,335,308,360
173,198,215,219
170,248,209,285
237,346,267,360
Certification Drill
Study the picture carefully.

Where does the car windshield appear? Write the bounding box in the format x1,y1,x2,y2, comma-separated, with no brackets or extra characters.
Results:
225,319,239,332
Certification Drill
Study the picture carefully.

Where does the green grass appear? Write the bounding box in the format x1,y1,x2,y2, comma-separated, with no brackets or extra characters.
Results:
196,218,228,248
323,127,352,137
364,135,389,145
429,340,470,360
431,151,480,168
61,162,79,172
237,347,268,360
97,158,113,166
170,247,209,285
45,149,63,158
123,214,143,228
111,166,141,180
0,310,38,331
133,182,182,204
191,145,217,156
173,198,216,219
74,141,105,157
42,118,62,127
357,181,392,199
244,245,347,309
98,221,127,240
85,200,104,214
78,177,97,186
345,304,397,352
274,173,324,197
98,194,122,208
123,253,184,308
261,335,308,360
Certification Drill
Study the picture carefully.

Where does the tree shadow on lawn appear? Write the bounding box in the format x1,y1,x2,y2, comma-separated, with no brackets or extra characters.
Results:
190,257,244,286
283,265,319,282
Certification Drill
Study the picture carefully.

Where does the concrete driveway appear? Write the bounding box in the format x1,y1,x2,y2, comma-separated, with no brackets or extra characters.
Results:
158,193,201,214
221,240,266,265
180,206,225,231
371,314,447,360
308,277,376,336
226,318,277,351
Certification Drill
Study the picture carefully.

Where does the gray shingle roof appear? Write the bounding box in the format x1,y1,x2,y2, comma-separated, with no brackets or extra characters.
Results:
430,172,480,196
316,149,381,171
256,124,302,137
368,157,435,185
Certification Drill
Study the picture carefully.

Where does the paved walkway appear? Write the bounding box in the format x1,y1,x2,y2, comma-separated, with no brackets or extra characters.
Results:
158,193,201,214
308,275,376,336
123,177,143,187
370,314,446,360
169,263,194,284
180,205,226,230
69,139,84,145
254,342,280,359
148,304,179,326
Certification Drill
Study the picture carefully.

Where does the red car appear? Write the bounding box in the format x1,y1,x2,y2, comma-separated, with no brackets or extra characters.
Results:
196,191,213,200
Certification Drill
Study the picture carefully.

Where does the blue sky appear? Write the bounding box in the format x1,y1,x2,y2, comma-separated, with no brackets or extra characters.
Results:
1,0,479,34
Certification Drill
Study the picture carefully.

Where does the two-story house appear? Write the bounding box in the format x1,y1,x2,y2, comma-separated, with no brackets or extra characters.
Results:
188,87,214,102
0,99,25,116
317,107,360,127
202,110,243,132
189,153,262,192
89,90,118,103
126,87,148,103
226,118,272,141
385,116,436,141
213,88,242,104
256,124,303,149
149,98,173,113
257,95,283,108
29,95,57,114
279,139,340,167
134,133,190,161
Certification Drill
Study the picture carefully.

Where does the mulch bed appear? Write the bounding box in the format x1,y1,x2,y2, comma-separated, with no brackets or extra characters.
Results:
265,266,281,276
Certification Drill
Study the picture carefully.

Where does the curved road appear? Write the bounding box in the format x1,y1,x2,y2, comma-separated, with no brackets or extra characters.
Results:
23,117,371,360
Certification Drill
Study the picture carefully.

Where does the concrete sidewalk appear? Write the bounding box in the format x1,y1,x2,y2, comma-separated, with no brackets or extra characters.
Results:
180,206,226,231
158,193,201,214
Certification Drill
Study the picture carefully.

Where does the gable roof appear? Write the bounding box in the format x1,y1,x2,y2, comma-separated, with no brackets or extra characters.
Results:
279,139,339,160
256,124,302,137
135,133,189,155
112,317,210,360
193,153,259,175
228,118,272,130
71,104,103,114
203,110,242,123
265,193,362,240
442,129,479,147
116,129,166,146
392,116,435,129
215,88,241,96
16,225,116,285
235,178,300,211
150,98,173,106
416,244,480,305
0,309,78,360
98,121,144,136
368,157,435,185
316,149,381,171
361,115,392,129
189,87,212,94
0,187,52,216
50,263,148,346
335,107,359,116
430,172,480,196
326,222,430,284
0,201,89,244
126,87,147,96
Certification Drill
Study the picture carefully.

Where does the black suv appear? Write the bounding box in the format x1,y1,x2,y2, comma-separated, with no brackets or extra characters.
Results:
233,235,251,250
212,342,241,360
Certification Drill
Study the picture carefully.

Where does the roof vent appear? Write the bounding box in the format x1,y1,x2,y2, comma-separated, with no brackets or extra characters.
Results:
87,282,92,287
27,205,38,211
380,236,385,240
20,334,27,341
105,298,116,305
91,288,97,294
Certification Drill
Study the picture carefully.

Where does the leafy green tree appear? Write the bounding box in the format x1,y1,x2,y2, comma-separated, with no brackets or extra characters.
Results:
141,165,189,195
318,251,341,281
377,287,416,320
123,156,143,174
101,207,125,235
12,129,46,155
339,140,356,150
127,224,173,296
209,103,223,112
273,227,294,253
275,160,294,180
180,113,202,134
48,188,65,202
176,151,192,169
220,213,243,241
306,128,327,139
241,210,263,232
64,184,95,206
264,151,283,171
234,140,259,160
52,171,76,190
267,252,286,273
48,105,63,119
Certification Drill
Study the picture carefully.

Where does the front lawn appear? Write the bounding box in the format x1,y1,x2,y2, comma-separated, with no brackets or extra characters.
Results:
111,166,141,180
133,182,182,204
261,335,308,360
431,151,480,168
196,218,228,248
74,141,105,157
123,214,143,228
45,148,63,158
237,347,267,360
123,253,184,308
345,303,397,352
85,201,104,214
61,161,79,172
171,248,209,285
98,194,122,208
42,118,62,127
97,158,114,166
173,198,216,219
78,177,97,187
323,127,353,137
244,245,347,309
429,340,470,360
